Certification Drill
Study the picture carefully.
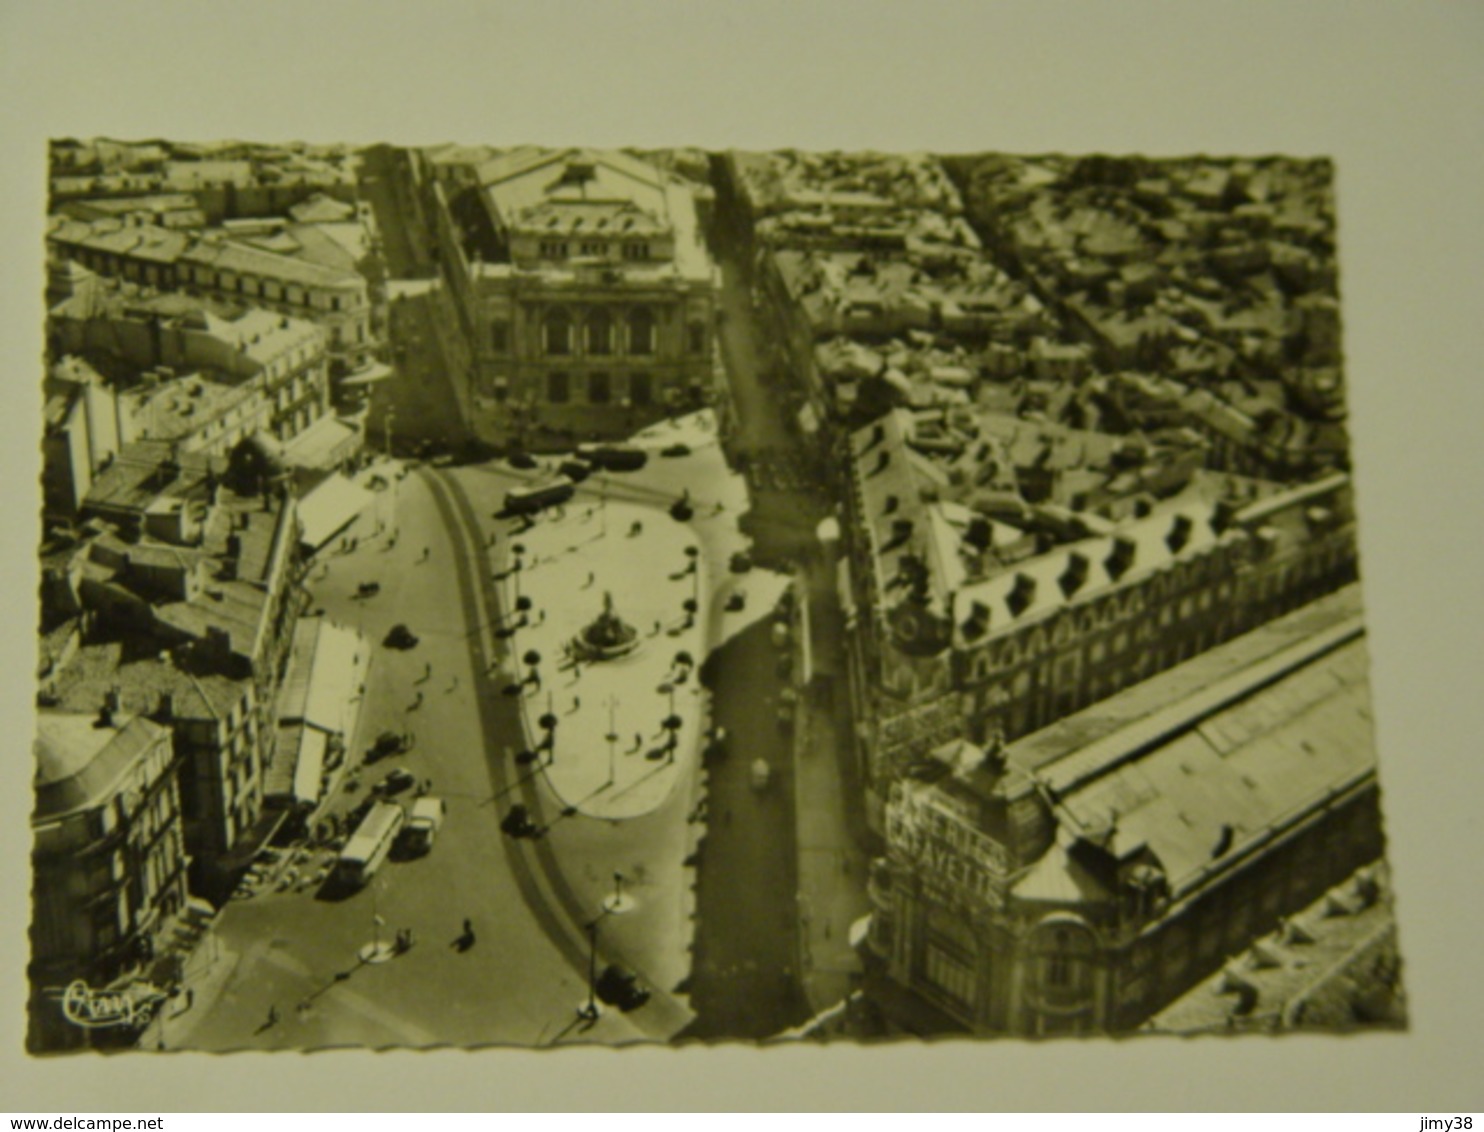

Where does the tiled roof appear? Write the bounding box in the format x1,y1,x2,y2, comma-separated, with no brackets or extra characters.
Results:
49,640,247,723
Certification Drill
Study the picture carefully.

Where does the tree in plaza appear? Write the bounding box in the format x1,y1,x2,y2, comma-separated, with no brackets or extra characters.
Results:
523,648,542,687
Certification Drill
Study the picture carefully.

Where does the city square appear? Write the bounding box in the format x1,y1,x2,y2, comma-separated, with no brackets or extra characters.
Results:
29,133,1403,1053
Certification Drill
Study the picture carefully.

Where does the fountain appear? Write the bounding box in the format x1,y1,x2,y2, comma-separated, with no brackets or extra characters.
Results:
571,591,641,662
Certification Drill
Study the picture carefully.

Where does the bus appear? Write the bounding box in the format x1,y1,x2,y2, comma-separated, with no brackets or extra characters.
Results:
504,476,576,515
575,444,648,472
335,801,405,889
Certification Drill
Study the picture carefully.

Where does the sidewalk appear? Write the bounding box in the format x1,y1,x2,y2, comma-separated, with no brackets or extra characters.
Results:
791,555,870,1016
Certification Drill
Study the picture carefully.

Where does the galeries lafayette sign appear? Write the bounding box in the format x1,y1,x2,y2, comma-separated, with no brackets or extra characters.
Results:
58,979,168,1029
887,788,1011,910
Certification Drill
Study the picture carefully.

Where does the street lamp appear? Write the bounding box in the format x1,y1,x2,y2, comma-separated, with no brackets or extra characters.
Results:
578,920,601,1024
604,696,618,787
602,869,634,916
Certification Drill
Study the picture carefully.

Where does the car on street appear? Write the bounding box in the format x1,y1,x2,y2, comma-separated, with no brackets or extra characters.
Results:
500,803,540,839
384,623,419,649
374,768,417,798
558,458,593,483
508,451,539,470
660,443,691,458
400,797,446,855
576,443,648,472
596,965,652,1012
751,758,773,790
367,730,411,763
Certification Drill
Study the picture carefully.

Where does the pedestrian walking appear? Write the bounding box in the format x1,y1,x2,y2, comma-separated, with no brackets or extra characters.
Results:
267,1004,280,1028
410,691,423,711
447,675,459,693
421,546,430,562
585,571,595,588
572,695,581,712
538,609,547,625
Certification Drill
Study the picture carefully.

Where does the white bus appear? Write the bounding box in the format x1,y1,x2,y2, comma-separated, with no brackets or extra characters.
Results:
504,476,576,516
335,801,405,889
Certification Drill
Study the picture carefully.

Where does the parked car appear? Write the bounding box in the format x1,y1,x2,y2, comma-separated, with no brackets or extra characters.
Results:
384,623,419,650
367,730,411,763
500,803,540,839
558,458,593,483
751,758,772,790
595,965,651,1012
400,797,446,854
660,443,691,458
374,768,417,798
508,451,538,470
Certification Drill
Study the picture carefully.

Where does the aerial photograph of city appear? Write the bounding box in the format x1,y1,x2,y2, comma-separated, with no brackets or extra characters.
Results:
29,137,1406,1053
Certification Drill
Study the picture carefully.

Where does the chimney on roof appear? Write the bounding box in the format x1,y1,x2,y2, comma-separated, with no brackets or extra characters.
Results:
206,624,232,657
979,727,1007,774
97,687,121,728
1211,822,1234,858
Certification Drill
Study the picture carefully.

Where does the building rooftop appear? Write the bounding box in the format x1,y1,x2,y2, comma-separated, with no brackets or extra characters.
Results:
987,584,1373,903
122,374,254,443
181,234,364,291
47,640,246,725
34,711,170,822
83,441,218,517
474,147,715,284
287,192,356,225
1147,863,1400,1033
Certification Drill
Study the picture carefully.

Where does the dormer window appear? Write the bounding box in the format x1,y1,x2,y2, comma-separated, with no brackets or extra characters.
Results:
1166,514,1194,553
1007,573,1037,618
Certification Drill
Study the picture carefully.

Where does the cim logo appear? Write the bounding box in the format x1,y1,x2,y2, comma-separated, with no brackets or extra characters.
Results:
58,979,168,1029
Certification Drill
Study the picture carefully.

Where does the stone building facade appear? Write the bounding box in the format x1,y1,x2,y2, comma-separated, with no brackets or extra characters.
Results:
862,586,1385,1035
29,711,189,1051
425,147,719,446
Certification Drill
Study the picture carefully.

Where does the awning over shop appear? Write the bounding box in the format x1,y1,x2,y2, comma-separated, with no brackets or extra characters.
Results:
338,362,396,387
281,414,363,470
267,724,328,808
292,728,328,804
278,619,368,736
298,473,375,550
